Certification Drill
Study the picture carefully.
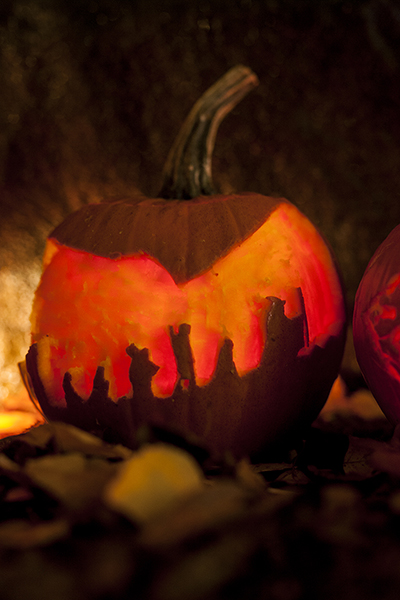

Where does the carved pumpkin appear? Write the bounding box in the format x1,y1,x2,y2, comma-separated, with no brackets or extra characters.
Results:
22,66,346,458
353,224,400,424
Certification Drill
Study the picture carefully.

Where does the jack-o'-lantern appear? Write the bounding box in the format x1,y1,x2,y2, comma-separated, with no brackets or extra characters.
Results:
22,66,346,458
353,224,400,424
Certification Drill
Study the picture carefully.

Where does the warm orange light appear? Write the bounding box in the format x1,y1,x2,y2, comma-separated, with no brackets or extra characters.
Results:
31,203,344,404
359,272,400,388
0,410,43,439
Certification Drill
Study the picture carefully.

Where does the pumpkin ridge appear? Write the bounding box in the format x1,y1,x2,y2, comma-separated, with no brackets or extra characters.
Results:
181,201,191,281
223,194,249,242
125,200,145,261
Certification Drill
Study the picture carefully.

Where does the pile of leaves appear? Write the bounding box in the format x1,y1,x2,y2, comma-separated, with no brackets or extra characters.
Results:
1,386,400,600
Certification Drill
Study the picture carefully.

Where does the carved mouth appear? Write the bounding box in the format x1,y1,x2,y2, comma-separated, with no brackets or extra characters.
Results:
31,202,345,405
22,297,345,458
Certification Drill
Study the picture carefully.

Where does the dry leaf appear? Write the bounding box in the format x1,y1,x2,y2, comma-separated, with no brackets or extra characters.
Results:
105,443,205,523
25,452,119,511
140,479,259,549
343,436,382,479
16,422,131,460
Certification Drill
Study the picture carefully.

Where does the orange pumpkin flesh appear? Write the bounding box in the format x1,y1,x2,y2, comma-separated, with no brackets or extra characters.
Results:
31,198,343,402
23,66,346,458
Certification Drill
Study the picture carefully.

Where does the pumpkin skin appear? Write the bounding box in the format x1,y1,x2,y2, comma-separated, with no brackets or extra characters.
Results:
353,224,400,424
23,66,346,458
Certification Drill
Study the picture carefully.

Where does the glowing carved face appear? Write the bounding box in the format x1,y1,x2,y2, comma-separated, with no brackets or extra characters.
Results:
31,202,345,405
354,222,400,425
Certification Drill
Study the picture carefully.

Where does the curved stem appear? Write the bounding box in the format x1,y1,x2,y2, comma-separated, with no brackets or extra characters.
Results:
158,65,259,200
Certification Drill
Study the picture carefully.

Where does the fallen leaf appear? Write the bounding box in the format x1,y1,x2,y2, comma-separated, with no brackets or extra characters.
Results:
139,479,260,549
343,436,382,479
25,452,119,511
24,422,131,460
105,443,205,523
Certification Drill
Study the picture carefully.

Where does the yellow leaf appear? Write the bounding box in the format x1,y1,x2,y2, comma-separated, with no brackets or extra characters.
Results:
105,443,204,523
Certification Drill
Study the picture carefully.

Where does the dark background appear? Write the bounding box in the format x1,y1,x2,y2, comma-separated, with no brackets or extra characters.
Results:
1,0,400,325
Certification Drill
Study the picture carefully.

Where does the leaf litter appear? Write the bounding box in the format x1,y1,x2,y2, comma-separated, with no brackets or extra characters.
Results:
0,380,400,598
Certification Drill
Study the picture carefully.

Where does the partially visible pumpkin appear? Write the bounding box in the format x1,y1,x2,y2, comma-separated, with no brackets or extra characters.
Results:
22,66,346,458
353,224,400,424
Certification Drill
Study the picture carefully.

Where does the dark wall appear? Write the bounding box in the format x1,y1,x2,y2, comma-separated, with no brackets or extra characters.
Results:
1,0,400,308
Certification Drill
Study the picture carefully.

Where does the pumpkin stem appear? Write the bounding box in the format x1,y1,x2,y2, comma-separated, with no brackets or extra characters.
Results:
159,65,259,200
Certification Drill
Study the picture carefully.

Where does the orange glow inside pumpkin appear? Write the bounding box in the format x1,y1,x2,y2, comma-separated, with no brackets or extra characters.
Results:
31,203,344,403
362,271,400,383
